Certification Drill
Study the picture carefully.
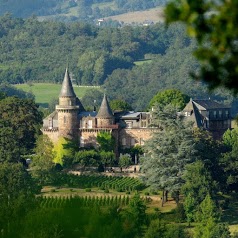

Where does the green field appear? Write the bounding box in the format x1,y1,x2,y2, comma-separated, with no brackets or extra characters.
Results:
15,83,99,107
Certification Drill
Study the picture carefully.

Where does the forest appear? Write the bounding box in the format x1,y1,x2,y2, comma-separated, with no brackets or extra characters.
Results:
0,14,237,111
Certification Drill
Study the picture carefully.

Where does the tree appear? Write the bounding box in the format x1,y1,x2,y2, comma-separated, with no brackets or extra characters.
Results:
118,154,132,172
74,150,100,168
125,193,146,235
165,0,238,93
81,89,103,111
0,162,41,234
99,150,115,171
183,193,196,226
193,194,230,238
30,135,56,185
0,97,42,163
96,131,115,152
109,99,133,111
182,161,217,208
141,104,198,205
220,129,238,192
193,129,226,191
149,89,189,110
53,137,77,166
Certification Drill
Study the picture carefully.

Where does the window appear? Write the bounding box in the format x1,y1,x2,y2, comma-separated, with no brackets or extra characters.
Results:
48,119,52,129
219,110,222,118
122,138,126,146
141,120,146,128
88,120,92,129
131,138,135,146
127,122,132,128
225,110,229,118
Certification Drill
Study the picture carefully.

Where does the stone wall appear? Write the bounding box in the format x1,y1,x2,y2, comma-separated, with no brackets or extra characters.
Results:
42,129,59,144
119,128,156,148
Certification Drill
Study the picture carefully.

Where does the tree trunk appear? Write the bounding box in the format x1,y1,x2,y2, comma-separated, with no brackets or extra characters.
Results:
161,190,164,207
165,190,168,202
175,191,180,205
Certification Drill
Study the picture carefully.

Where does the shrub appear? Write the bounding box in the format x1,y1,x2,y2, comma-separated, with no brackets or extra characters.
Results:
104,189,109,193
85,188,91,192
50,189,56,193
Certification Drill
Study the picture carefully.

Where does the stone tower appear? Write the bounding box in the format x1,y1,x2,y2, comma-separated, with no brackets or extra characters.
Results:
56,68,80,141
96,94,114,127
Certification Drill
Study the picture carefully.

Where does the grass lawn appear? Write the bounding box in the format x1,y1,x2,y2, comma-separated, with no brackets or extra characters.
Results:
15,83,100,107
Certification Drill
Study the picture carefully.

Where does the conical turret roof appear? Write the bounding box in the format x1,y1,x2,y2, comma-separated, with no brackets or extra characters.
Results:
96,94,114,118
59,68,76,97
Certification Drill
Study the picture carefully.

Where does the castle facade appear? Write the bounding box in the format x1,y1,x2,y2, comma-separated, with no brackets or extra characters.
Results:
42,69,153,152
42,69,232,150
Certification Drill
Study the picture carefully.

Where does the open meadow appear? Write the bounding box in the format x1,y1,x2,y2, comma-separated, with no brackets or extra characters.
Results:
15,83,100,107
104,7,164,24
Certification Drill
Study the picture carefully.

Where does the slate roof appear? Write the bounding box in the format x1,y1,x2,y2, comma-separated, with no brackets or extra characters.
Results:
44,110,58,120
59,68,76,97
193,99,229,110
96,94,114,118
121,112,141,119
79,111,97,118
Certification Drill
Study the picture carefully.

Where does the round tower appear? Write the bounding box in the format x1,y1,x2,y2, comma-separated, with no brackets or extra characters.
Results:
96,94,114,127
56,69,79,141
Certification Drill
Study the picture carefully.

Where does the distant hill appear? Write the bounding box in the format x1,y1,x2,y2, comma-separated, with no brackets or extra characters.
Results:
0,0,167,23
104,7,164,24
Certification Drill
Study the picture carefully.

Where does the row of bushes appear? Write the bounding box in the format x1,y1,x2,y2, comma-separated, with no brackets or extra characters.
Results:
50,173,146,192
40,195,131,208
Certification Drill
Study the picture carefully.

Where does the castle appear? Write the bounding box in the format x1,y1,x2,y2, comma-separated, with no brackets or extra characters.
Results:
42,69,153,152
42,69,232,151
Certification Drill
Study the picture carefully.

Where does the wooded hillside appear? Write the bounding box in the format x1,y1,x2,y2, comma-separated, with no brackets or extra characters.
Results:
0,15,235,110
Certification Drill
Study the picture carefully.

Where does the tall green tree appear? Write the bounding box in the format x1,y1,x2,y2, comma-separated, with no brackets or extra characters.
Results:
141,104,198,205
96,131,115,152
30,135,56,185
220,129,238,192
0,162,40,234
182,161,217,208
0,97,42,163
149,89,189,110
194,194,230,238
193,128,226,191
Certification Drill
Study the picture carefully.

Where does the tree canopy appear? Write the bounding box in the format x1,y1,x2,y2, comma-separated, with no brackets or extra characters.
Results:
0,97,42,162
165,0,238,94
149,89,189,110
141,104,198,204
